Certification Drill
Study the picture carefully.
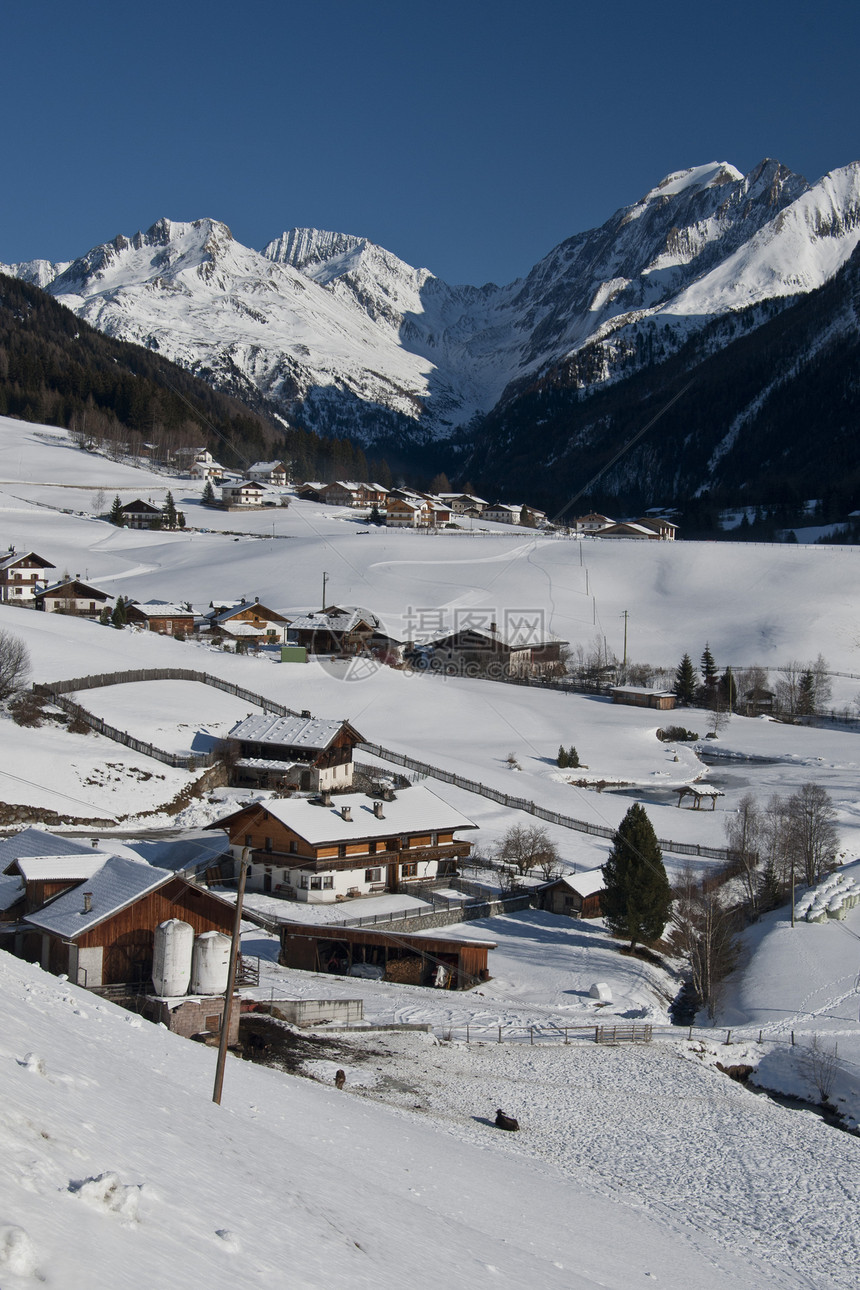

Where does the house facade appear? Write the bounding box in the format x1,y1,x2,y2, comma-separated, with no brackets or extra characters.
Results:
225,713,363,792
35,578,112,617
211,785,476,903
0,551,56,603
125,601,195,635
610,686,676,710
535,870,605,919
287,605,380,655
247,461,288,486
206,599,289,642
119,500,162,529
221,481,268,508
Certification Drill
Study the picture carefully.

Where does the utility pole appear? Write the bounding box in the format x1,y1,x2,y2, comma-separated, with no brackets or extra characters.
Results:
621,610,629,667
212,847,250,1106
321,570,328,610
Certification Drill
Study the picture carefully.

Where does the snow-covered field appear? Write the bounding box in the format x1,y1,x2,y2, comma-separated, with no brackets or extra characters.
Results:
3,416,860,1287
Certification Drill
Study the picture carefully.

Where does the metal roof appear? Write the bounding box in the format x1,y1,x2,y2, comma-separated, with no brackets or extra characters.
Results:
0,828,97,873
227,713,346,751
15,854,107,882
24,856,174,937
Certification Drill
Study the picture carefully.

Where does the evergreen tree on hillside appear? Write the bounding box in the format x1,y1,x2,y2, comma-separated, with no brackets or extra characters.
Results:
568,745,580,768
557,745,569,768
674,653,697,706
162,491,177,530
109,495,124,527
111,596,126,629
699,643,718,707
201,478,216,506
719,666,737,711
602,804,672,950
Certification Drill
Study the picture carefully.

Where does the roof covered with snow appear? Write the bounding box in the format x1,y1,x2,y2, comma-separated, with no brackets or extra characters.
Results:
560,869,605,898
221,785,476,845
0,828,98,872
227,713,348,750
15,854,107,883
24,855,174,937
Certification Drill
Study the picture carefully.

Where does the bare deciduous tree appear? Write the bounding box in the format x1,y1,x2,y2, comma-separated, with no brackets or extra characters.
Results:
0,629,31,701
786,782,839,887
493,823,560,877
670,865,741,1019
724,793,763,912
801,1033,839,1104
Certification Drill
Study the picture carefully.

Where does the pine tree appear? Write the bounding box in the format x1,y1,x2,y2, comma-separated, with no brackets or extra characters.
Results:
201,478,215,506
111,596,126,629
674,653,697,706
602,803,672,950
797,670,816,717
109,495,124,526
162,491,177,530
98,605,111,626
557,745,569,768
719,667,737,711
700,643,718,707
177,512,186,529
568,746,580,768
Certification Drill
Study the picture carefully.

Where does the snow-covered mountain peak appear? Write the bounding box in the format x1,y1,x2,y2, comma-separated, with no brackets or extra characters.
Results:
262,228,368,271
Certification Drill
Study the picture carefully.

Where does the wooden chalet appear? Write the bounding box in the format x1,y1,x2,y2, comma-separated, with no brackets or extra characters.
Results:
125,600,195,636
279,923,495,989
287,605,380,655
210,785,476,902
35,577,112,617
610,686,676,710
534,869,605,919
118,499,162,529
224,713,364,792
206,598,290,642
16,856,236,989
0,550,56,603
295,482,327,502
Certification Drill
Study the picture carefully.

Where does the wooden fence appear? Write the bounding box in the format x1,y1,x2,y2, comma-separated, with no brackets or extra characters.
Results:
34,668,304,770
359,741,732,861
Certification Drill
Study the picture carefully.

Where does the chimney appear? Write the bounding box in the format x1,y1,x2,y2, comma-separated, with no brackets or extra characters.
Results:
82,892,93,913
341,805,352,821
321,789,332,806
373,801,384,819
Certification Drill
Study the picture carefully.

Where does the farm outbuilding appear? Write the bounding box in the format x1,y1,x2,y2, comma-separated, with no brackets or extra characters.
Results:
279,923,495,990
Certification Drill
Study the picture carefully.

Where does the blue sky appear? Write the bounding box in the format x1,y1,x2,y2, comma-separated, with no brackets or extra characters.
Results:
5,0,859,284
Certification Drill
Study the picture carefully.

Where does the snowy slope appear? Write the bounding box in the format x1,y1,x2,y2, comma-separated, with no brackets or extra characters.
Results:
5,158,860,449
4,945,860,1290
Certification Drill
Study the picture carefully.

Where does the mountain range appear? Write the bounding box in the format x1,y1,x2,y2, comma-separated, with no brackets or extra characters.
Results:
4,157,860,509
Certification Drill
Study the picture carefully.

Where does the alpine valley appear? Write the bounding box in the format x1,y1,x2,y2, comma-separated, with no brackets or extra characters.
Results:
5,157,860,514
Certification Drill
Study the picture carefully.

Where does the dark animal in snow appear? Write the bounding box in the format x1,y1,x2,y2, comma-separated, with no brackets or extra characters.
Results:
334,1069,346,1090
495,1109,519,1131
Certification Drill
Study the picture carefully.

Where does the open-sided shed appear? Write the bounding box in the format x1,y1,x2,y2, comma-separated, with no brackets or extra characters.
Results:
279,923,495,990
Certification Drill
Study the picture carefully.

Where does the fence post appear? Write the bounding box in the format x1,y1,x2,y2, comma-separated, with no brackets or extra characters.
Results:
498,1026,502,1043
530,1027,534,1045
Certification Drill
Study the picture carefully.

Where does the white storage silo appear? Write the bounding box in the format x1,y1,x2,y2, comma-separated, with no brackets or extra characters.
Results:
191,931,232,994
152,919,195,997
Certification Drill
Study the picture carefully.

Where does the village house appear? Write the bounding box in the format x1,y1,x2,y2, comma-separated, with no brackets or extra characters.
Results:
482,503,527,524
572,512,615,534
224,713,364,792
594,518,678,540
534,869,605,919
221,480,269,508
294,481,327,502
15,855,236,989
246,460,288,487
437,493,489,515
287,605,381,655
385,491,451,528
125,600,195,636
210,785,476,902
205,598,290,643
118,499,162,529
35,577,112,617
418,625,567,678
0,550,56,604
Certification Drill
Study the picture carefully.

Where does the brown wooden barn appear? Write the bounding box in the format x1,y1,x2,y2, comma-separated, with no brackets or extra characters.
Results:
279,923,495,990
534,870,605,919
22,856,235,989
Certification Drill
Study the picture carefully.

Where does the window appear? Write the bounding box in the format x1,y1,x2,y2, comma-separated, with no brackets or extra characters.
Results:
365,868,382,883
264,837,273,852
289,840,297,853
309,875,334,890
245,835,252,847
401,862,417,878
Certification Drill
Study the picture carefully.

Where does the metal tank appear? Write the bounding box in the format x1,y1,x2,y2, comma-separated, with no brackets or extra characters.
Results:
191,930,232,994
152,919,194,997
